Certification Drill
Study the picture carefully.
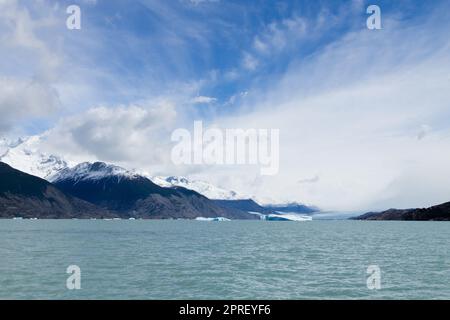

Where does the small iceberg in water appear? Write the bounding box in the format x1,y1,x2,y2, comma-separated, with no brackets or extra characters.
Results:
195,217,231,222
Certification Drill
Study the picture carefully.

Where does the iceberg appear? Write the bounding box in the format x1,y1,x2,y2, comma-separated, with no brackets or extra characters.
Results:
195,217,231,222
247,211,312,221
266,213,312,221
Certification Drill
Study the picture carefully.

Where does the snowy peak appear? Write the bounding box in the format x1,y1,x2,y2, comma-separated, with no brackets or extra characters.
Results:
1,137,308,207
1,135,250,201
0,136,68,179
166,176,190,185
50,161,141,183
151,175,243,200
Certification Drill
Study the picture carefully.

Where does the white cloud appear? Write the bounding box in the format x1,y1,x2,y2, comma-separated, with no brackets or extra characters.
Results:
252,16,308,54
0,0,63,135
192,11,450,211
191,95,217,104
298,175,320,184
0,0,61,81
242,52,259,71
42,102,178,170
0,77,60,133
225,91,248,106
417,124,431,141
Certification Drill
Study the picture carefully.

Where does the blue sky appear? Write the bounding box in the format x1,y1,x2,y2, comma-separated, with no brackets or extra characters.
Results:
59,0,435,110
1,0,450,210
3,0,439,122
0,0,444,126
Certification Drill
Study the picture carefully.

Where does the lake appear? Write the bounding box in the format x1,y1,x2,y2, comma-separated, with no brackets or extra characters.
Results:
0,220,449,299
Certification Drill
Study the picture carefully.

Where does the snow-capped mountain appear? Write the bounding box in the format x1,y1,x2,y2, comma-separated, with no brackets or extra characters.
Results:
150,175,245,200
50,161,257,220
0,162,115,219
1,136,312,209
0,135,249,201
0,136,68,179
49,162,140,183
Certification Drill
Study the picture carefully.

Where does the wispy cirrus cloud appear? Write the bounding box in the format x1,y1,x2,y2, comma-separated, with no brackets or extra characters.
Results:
204,3,450,210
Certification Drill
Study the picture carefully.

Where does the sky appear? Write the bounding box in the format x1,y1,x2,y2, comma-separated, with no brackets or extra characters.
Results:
1,0,450,211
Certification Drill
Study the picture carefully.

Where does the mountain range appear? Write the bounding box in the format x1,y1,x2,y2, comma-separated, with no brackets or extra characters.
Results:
0,136,317,219
2,136,450,221
0,161,259,219
50,162,256,219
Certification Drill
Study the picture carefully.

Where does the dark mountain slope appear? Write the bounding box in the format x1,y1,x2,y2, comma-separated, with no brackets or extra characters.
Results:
354,202,450,221
0,162,115,219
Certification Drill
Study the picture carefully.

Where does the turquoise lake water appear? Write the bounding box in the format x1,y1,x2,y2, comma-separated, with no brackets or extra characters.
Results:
0,220,449,299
